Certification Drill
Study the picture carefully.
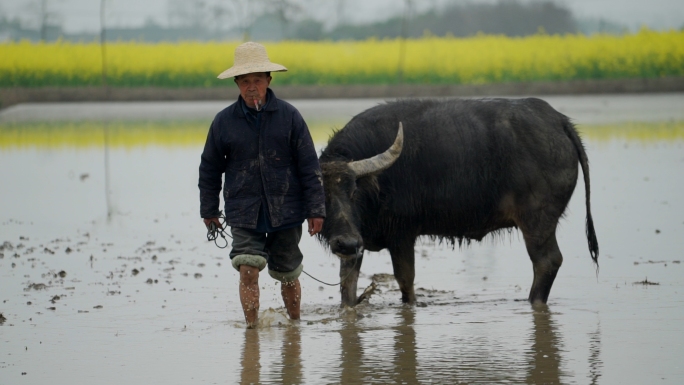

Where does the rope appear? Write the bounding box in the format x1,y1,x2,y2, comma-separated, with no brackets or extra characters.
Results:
206,212,360,286
206,212,231,249
302,256,359,286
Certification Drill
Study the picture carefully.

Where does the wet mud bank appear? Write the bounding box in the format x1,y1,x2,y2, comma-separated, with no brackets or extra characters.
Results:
2,76,684,110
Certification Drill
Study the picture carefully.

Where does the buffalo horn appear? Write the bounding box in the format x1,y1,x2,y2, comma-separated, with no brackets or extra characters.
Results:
349,122,404,177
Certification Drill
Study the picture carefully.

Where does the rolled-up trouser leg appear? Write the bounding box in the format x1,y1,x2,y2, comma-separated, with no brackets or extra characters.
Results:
230,227,268,271
269,264,303,283
265,226,304,283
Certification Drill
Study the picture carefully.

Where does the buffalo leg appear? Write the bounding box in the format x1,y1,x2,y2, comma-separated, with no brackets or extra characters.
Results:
340,256,363,307
389,244,416,304
524,232,563,305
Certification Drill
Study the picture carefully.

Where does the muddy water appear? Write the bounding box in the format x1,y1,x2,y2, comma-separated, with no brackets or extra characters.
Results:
1,94,683,384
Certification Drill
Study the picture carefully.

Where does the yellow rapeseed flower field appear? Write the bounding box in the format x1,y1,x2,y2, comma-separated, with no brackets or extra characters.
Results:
1,29,682,87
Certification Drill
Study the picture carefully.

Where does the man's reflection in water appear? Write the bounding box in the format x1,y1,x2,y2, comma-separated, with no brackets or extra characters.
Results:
240,325,303,385
240,328,261,385
526,305,562,385
281,326,303,384
338,307,419,383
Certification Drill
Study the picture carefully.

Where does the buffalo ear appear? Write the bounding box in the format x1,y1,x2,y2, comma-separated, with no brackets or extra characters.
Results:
348,123,404,178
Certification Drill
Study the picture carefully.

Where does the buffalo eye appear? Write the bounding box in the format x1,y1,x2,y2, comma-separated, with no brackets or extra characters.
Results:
349,186,357,199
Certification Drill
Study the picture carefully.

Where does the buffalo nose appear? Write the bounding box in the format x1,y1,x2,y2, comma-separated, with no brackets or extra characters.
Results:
333,237,362,256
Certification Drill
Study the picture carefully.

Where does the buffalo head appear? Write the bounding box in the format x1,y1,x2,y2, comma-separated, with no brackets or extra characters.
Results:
319,123,404,259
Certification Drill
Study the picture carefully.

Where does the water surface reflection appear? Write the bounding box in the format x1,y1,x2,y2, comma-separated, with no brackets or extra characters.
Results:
588,320,603,385
281,326,304,384
0,97,681,384
337,307,418,384
240,329,261,385
1,120,683,149
527,306,563,385
332,303,594,384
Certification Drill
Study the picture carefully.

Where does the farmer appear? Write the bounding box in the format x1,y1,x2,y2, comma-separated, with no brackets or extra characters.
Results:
199,42,326,328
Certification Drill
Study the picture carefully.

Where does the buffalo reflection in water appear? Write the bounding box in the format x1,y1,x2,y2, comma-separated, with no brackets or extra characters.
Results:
237,304,602,383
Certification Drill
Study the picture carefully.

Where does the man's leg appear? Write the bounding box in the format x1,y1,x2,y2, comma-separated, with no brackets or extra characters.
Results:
239,264,260,328
265,226,304,320
230,227,268,328
281,279,301,320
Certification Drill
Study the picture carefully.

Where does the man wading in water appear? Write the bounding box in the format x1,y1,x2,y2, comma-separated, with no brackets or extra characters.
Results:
199,42,326,328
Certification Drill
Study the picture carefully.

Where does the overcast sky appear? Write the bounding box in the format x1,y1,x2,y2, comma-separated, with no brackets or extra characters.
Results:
0,0,682,33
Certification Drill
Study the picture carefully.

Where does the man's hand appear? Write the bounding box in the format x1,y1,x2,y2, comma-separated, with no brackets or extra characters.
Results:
203,217,222,230
307,217,324,236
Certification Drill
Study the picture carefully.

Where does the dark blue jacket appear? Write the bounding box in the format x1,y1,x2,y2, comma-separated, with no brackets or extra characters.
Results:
199,88,326,229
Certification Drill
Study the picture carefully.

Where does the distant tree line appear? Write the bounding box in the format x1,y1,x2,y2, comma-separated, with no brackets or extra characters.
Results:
229,1,628,41
0,0,635,43
0,16,62,41
315,1,577,40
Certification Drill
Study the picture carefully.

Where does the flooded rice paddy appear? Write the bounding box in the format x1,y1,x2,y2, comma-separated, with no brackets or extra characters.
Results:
1,94,683,384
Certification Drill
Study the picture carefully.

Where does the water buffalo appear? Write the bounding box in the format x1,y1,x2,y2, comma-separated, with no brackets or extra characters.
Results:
318,98,599,307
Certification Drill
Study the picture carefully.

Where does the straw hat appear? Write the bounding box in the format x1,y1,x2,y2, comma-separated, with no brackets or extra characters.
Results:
217,42,287,79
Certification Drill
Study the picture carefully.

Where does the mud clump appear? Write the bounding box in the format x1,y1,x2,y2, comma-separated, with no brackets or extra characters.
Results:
371,273,395,283
0,312,6,325
25,283,48,291
634,278,659,286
